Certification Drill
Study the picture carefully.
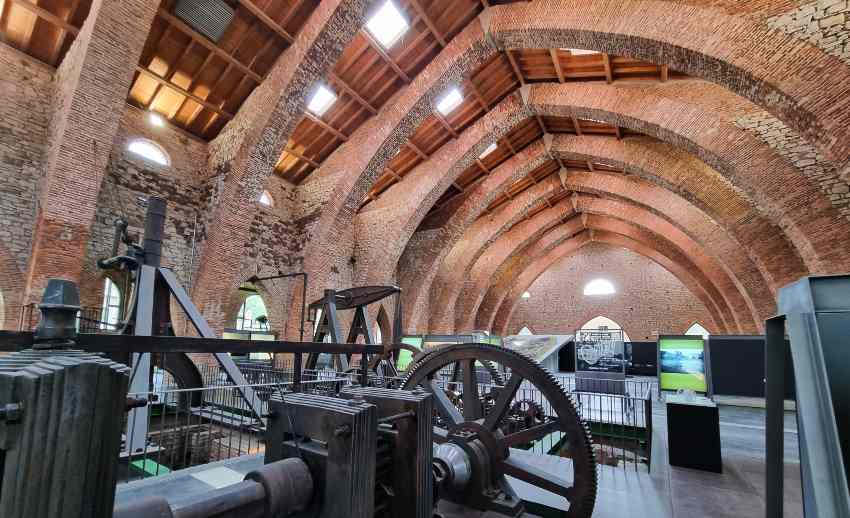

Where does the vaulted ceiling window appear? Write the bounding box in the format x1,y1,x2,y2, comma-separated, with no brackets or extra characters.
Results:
127,139,170,166
584,278,616,296
685,322,710,338
366,1,409,49
307,84,337,116
437,87,463,115
479,142,498,159
258,190,274,207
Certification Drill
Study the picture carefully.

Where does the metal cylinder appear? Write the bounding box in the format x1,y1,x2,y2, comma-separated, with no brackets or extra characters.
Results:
142,196,166,267
433,443,472,492
245,458,314,517
113,496,174,518
33,278,80,345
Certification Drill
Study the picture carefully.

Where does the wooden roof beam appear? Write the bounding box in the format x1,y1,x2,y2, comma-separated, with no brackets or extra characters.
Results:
157,8,263,83
475,159,490,175
434,111,459,139
47,0,80,65
304,112,349,142
549,48,565,83
534,114,547,134
570,115,583,135
236,0,294,43
504,50,525,85
501,136,517,155
660,64,669,82
467,80,490,112
137,66,234,120
362,30,411,83
407,141,429,160
602,53,613,84
329,73,378,115
284,147,320,168
8,0,80,36
408,0,446,47
586,160,595,172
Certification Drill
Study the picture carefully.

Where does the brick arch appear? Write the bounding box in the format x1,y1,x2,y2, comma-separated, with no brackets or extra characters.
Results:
446,196,755,335
491,230,724,336
287,2,850,336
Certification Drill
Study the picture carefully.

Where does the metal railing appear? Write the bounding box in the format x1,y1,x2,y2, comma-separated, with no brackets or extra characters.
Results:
16,304,118,333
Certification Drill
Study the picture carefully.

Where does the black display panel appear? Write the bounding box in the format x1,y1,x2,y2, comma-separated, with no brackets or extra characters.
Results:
625,341,657,376
708,335,795,399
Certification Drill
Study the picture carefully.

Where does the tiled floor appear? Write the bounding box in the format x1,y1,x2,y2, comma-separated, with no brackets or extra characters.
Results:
115,402,804,517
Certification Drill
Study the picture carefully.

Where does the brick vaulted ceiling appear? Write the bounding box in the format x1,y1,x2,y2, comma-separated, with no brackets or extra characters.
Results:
5,0,850,336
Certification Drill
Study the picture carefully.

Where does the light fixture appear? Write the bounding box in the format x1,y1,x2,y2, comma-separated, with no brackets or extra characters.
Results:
366,1,409,49
148,112,165,127
479,142,497,159
437,87,463,115
522,291,531,299
307,84,337,116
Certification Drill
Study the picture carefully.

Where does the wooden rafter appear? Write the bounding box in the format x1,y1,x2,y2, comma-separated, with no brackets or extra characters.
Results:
329,72,378,115
570,115,582,135
504,50,525,85
361,30,411,83
236,0,294,43
586,160,595,172
660,64,669,82
157,8,263,83
550,48,565,83
614,126,622,139
8,0,80,36
305,112,349,142
501,136,517,156
434,111,459,139
602,53,613,84
475,159,490,174
407,141,429,160
46,0,80,65
534,114,547,133
284,147,320,168
136,66,235,120
408,0,446,47
467,80,490,111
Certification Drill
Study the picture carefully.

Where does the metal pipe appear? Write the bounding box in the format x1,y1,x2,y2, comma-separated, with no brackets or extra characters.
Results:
142,197,167,267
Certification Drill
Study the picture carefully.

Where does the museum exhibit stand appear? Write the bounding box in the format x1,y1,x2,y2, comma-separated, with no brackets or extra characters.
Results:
665,393,722,473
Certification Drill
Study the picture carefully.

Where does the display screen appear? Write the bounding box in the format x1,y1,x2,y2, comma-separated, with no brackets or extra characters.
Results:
659,336,707,392
575,329,625,375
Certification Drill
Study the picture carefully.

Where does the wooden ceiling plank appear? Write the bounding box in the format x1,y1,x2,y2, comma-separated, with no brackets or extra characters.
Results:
304,111,348,141
602,53,613,83
408,0,446,47
407,141,429,160
586,160,595,172
501,136,517,156
434,110,459,139
660,64,669,82
504,49,525,85
284,147,320,168
475,158,490,174
614,125,622,139
279,0,306,30
467,79,489,111
46,0,80,65
570,115,582,135
7,0,79,36
146,30,192,110
157,8,262,83
330,72,378,115
549,48,564,83
236,0,294,43
136,66,235,119
361,29,411,83
534,113,546,133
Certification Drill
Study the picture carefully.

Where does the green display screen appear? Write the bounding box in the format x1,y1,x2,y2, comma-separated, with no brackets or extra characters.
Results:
658,336,707,393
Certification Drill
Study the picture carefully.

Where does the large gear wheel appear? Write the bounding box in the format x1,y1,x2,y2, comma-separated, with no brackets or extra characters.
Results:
402,342,597,518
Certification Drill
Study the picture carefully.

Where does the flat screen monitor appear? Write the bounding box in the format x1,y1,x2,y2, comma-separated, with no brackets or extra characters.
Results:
658,335,711,394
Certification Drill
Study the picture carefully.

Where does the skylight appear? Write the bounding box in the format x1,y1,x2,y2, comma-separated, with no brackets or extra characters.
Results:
479,142,498,159
307,85,337,116
259,190,274,207
437,88,463,115
128,139,169,166
366,1,409,49
584,279,616,296
521,291,531,299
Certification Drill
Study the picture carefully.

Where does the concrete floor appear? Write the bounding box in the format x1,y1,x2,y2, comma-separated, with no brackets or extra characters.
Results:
116,401,804,517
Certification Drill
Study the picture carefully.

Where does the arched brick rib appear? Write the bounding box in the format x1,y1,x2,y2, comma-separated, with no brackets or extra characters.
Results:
473,169,777,332
289,2,850,335
189,0,378,332
446,195,753,335
491,229,726,336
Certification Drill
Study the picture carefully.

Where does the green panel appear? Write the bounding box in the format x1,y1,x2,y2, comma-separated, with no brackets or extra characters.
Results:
398,336,423,371
130,459,170,477
659,336,707,392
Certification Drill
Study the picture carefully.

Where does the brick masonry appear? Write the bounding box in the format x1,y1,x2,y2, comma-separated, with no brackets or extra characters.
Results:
767,0,850,65
506,242,713,340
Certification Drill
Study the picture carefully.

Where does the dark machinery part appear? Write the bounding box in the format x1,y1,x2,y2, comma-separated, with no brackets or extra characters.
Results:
402,342,598,518
113,458,313,518
32,278,81,347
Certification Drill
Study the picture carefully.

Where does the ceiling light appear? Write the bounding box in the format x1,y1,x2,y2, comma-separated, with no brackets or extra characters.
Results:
307,85,337,116
479,142,497,159
522,291,531,299
148,112,165,127
366,1,409,49
437,88,463,115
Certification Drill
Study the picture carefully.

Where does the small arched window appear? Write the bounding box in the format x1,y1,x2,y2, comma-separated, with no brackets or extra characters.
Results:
100,278,122,330
518,326,533,335
258,190,274,207
236,294,269,331
373,321,383,344
127,139,170,166
685,322,710,338
584,279,616,296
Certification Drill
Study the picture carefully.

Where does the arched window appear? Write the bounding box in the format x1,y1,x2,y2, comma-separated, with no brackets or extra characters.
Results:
374,321,383,344
518,326,533,335
580,316,631,341
258,190,274,207
236,294,269,331
685,322,710,338
100,278,121,330
127,138,170,166
584,279,616,296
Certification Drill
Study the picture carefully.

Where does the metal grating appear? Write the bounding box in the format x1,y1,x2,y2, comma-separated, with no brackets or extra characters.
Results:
174,0,235,43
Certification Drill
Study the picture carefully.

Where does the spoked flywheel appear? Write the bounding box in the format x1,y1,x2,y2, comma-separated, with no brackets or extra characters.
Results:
402,342,597,518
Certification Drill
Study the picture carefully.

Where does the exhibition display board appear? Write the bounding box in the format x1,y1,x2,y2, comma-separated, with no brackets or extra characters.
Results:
658,335,712,394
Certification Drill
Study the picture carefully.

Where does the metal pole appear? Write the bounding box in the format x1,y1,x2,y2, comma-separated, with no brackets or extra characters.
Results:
765,316,786,518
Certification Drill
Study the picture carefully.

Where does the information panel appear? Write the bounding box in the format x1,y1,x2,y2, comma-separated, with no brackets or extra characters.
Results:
575,328,625,375
659,335,709,393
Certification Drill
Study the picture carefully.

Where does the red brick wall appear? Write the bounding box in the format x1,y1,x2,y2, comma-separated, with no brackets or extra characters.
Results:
507,242,714,340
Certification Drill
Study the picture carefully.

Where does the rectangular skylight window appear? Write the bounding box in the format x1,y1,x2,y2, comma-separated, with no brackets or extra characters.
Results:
437,88,463,115
366,1,409,49
479,142,498,159
307,85,337,116
561,48,599,55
